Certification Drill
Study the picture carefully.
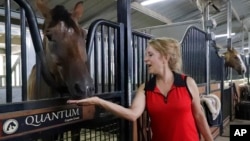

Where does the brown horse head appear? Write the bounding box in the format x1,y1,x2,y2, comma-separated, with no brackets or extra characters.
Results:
223,47,246,75
36,0,94,98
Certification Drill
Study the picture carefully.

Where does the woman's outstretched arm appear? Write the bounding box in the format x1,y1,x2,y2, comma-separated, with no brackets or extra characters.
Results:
67,83,146,122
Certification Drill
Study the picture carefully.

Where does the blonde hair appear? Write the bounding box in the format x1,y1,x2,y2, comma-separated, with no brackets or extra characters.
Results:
148,37,182,73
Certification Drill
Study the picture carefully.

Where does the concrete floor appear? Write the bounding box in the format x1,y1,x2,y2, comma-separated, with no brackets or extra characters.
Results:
214,119,250,141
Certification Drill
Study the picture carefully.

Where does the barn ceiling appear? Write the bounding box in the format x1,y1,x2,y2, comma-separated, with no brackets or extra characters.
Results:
0,0,249,54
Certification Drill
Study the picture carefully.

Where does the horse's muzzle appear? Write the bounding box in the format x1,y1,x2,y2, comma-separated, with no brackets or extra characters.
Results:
237,68,246,75
72,83,95,99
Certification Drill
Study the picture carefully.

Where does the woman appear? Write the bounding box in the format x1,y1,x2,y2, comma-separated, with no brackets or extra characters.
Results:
67,37,213,141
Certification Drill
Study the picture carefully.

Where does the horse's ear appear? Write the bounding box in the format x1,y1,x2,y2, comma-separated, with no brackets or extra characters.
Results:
230,47,238,53
222,52,227,57
227,47,233,52
231,47,237,51
36,0,50,18
72,1,84,21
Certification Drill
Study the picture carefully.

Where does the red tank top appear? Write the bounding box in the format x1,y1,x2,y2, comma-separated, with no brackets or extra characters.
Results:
145,72,199,141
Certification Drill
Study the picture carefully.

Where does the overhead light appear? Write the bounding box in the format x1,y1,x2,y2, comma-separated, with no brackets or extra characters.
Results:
243,47,249,50
141,0,166,6
215,33,236,38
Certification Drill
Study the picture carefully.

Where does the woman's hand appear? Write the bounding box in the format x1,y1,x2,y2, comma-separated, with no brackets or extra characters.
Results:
67,96,100,106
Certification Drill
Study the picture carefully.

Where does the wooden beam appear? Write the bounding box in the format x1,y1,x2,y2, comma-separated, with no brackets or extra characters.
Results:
0,34,20,45
0,9,44,28
231,6,248,32
130,2,172,24
0,48,5,54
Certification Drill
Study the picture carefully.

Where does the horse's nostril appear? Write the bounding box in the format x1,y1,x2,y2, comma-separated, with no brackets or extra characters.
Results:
74,82,94,96
74,83,83,94
46,34,52,41
86,86,95,97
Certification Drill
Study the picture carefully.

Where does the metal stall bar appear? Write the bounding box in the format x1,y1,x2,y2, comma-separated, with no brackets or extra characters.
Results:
114,28,119,91
210,41,224,82
107,27,112,91
131,31,151,141
14,0,58,91
220,58,225,135
20,8,27,101
86,19,124,93
131,31,152,89
249,32,250,84
226,0,234,121
5,0,12,103
204,2,211,94
227,0,233,82
117,0,132,140
86,19,125,140
101,25,105,92
181,26,223,84
132,35,136,90
94,34,99,93
181,26,207,84
137,36,141,86
87,20,123,59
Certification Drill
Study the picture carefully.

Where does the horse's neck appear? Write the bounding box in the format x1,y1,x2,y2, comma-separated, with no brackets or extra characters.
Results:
28,65,59,100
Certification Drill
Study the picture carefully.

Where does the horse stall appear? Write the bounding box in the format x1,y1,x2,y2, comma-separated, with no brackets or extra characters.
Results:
0,0,159,140
135,12,250,141
181,26,225,138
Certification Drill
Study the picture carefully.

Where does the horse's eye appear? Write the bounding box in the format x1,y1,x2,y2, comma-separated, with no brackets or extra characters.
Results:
55,61,62,66
46,34,52,41
57,65,63,74
45,29,53,41
234,56,239,60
